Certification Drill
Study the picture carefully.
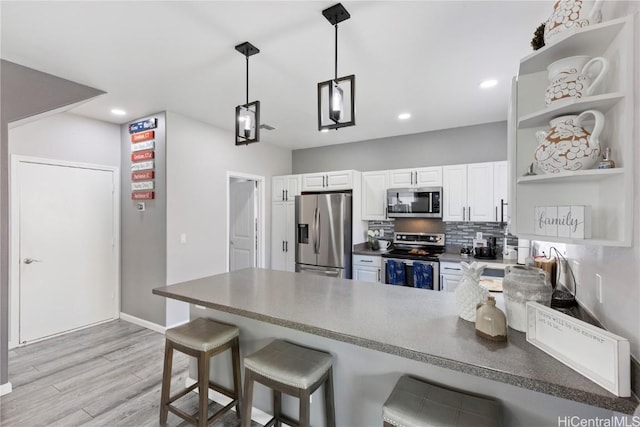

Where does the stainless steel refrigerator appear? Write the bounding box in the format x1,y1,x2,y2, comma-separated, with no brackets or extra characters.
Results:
295,193,352,278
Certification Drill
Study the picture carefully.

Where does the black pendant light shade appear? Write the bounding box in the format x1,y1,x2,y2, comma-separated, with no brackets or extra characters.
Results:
318,3,355,131
235,41,260,145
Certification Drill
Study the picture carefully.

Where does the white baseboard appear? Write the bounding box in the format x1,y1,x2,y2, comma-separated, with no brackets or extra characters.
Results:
185,377,275,425
119,312,166,334
0,382,13,396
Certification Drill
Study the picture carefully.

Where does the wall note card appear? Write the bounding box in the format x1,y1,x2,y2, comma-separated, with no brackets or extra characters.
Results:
131,160,154,171
131,140,155,152
526,302,630,397
129,119,157,134
131,180,154,191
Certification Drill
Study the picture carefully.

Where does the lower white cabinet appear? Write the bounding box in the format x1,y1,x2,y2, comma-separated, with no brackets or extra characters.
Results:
271,201,295,272
353,254,382,283
440,261,462,292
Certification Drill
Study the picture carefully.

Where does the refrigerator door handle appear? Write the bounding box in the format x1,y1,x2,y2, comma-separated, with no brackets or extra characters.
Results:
316,209,321,254
313,207,320,254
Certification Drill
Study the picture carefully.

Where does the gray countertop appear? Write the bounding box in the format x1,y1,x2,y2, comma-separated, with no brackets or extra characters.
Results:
352,242,387,256
153,268,638,413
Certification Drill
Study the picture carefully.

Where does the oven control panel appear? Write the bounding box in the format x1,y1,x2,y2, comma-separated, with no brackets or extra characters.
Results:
393,232,444,246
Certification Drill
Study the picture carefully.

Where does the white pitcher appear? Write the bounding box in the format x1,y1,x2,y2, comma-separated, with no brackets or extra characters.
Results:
544,0,604,45
545,55,609,106
534,110,604,173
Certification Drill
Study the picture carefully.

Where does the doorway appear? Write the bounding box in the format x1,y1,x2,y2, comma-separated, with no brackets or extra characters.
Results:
10,157,120,345
227,172,265,272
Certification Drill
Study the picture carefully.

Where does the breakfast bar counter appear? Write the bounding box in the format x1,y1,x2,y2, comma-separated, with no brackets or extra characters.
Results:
153,268,637,424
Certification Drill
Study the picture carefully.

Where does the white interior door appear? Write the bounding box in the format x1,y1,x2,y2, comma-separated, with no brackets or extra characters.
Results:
18,161,117,343
229,179,256,271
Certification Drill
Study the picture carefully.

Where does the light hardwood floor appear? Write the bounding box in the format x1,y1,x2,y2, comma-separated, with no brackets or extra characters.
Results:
1,319,259,427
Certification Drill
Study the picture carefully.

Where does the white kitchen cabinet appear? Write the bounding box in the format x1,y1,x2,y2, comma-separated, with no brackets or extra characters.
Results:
510,16,634,246
302,170,356,191
361,171,388,220
494,161,508,223
388,166,442,188
271,201,295,272
443,162,505,222
440,262,463,292
272,175,301,202
353,254,382,283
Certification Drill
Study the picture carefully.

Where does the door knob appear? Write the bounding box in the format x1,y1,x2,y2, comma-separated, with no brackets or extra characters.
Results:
23,258,42,264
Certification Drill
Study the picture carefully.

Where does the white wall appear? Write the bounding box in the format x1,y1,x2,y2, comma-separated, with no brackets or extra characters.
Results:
9,112,120,166
165,111,291,324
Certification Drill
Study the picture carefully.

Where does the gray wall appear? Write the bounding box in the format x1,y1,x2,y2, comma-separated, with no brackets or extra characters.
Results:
120,113,167,326
292,121,507,173
0,60,103,389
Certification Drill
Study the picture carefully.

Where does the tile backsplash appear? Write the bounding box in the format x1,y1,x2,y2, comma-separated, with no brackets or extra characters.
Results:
367,220,518,250
445,222,518,250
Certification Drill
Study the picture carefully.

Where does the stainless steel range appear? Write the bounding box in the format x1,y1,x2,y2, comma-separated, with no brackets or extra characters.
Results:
381,232,444,290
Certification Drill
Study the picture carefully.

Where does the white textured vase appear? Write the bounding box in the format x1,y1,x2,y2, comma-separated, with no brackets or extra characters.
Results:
455,262,490,322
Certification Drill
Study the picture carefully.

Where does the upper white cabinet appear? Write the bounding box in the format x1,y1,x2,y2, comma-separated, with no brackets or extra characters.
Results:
509,16,634,246
494,161,509,223
388,167,442,188
272,175,301,202
361,171,389,220
443,162,504,222
302,170,356,191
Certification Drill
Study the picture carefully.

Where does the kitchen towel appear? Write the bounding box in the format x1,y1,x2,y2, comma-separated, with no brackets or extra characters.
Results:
386,260,405,285
413,263,433,290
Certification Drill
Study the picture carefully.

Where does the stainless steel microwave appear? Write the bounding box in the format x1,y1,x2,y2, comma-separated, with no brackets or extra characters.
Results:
387,187,442,218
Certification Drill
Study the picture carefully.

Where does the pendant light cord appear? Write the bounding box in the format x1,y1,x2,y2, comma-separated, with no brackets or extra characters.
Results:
245,56,249,106
334,24,338,81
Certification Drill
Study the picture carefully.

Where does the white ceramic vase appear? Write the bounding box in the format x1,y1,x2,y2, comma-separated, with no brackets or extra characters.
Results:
544,0,604,45
455,262,489,322
545,55,609,106
534,110,604,174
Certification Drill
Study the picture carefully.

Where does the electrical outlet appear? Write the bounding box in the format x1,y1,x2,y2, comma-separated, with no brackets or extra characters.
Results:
180,233,187,244
571,260,580,284
595,274,603,303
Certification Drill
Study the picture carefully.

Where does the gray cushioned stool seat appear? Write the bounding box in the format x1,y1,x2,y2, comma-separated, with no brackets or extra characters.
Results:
166,317,239,352
244,339,332,388
241,339,335,427
383,376,501,427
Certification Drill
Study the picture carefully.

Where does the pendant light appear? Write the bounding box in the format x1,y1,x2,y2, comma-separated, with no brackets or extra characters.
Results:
317,3,355,131
235,41,260,145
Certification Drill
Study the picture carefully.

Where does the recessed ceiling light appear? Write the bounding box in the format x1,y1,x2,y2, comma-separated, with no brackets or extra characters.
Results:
398,113,411,120
479,79,498,89
111,108,126,116
320,129,329,133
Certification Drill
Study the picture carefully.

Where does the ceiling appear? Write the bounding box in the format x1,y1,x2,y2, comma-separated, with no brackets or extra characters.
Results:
1,1,551,150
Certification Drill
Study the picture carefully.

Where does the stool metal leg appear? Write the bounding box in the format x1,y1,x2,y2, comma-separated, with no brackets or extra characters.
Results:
273,390,282,427
198,350,210,427
160,340,173,425
231,337,242,417
324,367,336,427
242,371,254,427
299,389,311,427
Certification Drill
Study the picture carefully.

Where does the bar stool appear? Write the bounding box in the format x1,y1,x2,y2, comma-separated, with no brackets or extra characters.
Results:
160,317,242,427
383,375,501,427
241,339,335,427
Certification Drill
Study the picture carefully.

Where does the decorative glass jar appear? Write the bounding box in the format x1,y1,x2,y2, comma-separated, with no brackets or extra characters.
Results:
502,265,553,332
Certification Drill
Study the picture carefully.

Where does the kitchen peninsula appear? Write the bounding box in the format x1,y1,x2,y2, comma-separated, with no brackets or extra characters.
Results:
153,268,637,425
